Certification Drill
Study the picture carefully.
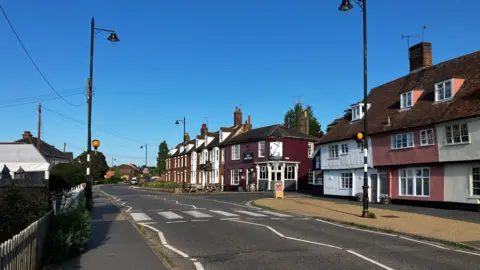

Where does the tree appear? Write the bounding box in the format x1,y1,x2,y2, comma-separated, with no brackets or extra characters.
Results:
74,151,109,180
157,141,169,175
50,163,85,190
284,103,324,137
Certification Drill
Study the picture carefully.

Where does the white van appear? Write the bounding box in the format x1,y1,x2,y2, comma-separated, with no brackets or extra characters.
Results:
130,177,138,185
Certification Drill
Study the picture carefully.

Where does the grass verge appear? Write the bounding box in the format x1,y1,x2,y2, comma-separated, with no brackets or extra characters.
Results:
251,201,479,251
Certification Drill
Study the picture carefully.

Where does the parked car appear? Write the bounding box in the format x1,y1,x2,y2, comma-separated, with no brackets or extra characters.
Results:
130,178,138,185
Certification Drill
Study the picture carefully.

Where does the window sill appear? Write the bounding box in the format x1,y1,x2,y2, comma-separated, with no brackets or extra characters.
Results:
419,144,435,147
328,157,339,160
433,99,453,105
398,195,431,198
339,188,352,190
398,107,412,112
391,147,415,150
340,153,348,156
444,142,470,146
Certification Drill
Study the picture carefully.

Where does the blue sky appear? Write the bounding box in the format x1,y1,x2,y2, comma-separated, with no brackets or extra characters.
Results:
1,0,479,167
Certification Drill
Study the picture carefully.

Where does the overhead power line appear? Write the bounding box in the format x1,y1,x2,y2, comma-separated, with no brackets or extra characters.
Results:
42,106,158,145
66,142,145,160
0,4,84,107
0,88,85,109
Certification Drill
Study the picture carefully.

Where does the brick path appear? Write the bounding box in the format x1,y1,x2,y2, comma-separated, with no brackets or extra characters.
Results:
255,197,480,248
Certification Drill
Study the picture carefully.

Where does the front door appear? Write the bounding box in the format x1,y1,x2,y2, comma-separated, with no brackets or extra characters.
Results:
379,173,389,196
370,174,378,203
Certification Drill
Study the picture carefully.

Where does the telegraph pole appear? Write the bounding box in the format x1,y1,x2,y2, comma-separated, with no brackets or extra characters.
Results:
37,103,41,150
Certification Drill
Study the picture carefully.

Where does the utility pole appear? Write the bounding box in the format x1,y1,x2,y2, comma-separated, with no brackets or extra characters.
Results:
145,144,148,168
63,142,66,152
37,103,41,150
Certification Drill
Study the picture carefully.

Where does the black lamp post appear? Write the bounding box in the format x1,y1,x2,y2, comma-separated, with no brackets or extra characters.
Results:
86,17,120,201
338,0,370,217
175,117,186,189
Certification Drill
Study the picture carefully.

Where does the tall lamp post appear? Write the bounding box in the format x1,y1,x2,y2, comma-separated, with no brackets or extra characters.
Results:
175,117,186,189
338,0,369,217
140,144,148,184
112,157,116,167
86,17,120,201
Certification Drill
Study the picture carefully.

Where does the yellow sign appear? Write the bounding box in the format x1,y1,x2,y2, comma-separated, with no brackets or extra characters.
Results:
274,181,284,199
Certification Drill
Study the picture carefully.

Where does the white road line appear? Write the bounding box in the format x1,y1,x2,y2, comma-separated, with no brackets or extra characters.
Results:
209,210,240,217
258,210,292,217
271,218,285,220
315,219,397,237
294,217,311,220
158,211,184,220
399,236,449,250
455,249,480,257
166,221,186,224
121,202,125,206
130,213,152,221
235,210,267,217
214,199,261,210
183,210,213,218
220,218,240,220
174,200,197,209
164,244,189,258
126,207,132,213
285,236,342,249
191,220,209,222
245,200,262,210
194,262,205,270
190,258,197,261
346,250,394,270
229,219,285,237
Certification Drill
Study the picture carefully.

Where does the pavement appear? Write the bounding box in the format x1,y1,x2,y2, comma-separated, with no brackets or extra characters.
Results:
99,184,480,269
61,187,167,270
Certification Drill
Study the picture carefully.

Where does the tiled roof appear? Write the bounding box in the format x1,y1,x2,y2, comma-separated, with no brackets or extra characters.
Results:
16,137,73,160
318,50,480,144
221,124,319,145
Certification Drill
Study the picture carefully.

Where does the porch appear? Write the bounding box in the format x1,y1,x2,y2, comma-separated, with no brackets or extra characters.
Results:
254,161,299,191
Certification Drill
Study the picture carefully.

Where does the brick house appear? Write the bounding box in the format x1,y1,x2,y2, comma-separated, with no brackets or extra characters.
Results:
318,42,480,211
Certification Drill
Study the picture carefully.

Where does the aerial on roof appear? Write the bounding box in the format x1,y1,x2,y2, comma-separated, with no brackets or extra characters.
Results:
221,124,319,145
318,46,480,145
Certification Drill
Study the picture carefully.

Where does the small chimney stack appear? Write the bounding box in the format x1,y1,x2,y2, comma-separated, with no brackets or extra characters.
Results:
234,107,243,126
243,115,252,131
185,133,191,142
409,42,432,72
296,111,309,134
22,131,32,139
200,124,208,137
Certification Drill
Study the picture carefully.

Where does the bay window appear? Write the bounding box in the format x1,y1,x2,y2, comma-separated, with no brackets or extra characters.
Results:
399,168,430,197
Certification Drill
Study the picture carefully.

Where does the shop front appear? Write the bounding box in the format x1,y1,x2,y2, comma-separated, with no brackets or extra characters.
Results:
255,161,299,191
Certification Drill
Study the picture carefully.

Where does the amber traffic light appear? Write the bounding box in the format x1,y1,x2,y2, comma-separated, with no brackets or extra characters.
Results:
353,132,364,143
92,139,100,150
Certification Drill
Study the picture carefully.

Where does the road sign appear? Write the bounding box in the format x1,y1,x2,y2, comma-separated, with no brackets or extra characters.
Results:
274,181,284,199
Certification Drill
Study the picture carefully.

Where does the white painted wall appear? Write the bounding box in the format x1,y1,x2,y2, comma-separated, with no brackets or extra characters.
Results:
444,163,480,204
437,117,480,162
323,168,377,201
320,138,373,170
190,152,197,184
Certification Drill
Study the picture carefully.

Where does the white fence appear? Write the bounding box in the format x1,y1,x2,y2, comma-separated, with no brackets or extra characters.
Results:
0,184,85,270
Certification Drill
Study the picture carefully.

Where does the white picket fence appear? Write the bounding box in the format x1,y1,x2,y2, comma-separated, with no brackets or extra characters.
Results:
0,184,85,270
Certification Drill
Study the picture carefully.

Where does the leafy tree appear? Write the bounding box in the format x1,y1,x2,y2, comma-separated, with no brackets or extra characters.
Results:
74,151,109,180
50,163,85,190
157,141,170,174
284,103,324,137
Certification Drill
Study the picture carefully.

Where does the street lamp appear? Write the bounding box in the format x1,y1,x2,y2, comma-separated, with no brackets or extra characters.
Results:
112,157,116,167
175,117,186,189
85,17,120,201
140,144,148,168
338,0,370,217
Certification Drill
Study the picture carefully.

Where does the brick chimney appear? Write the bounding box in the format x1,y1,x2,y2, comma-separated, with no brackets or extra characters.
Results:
243,115,252,131
22,131,32,139
200,124,208,137
185,133,190,142
297,111,309,134
409,42,432,72
234,107,242,126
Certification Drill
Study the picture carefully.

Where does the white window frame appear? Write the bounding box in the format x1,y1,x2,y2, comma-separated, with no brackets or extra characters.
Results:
307,142,314,158
341,144,348,155
231,144,240,160
285,166,295,180
259,166,268,180
420,129,434,146
400,91,413,109
357,141,364,152
221,148,225,164
328,145,339,158
435,79,453,102
445,123,470,145
472,167,480,197
351,105,364,121
215,149,219,162
231,169,240,185
258,141,265,158
399,168,430,197
391,132,414,149
340,172,353,189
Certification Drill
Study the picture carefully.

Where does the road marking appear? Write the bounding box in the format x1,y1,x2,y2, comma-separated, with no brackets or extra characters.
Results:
346,250,394,270
315,219,397,237
213,199,261,209
271,218,285,220
126,207,132,213
191,220,209,222
130,213,152,221
158,211,184,219
235,210,267,217
258,210,292,217
194,262,204,270
245,200,262,210
121,202,126,206
220,218,240,220
294,217,311,220
455,249,480,257
166,221,186,224
285,236,342,249
165,244,189,258
209,210,240,217
399,236,449,250
183,210,213,218
230,219,285,237
246,217,264,220
174,200,197,209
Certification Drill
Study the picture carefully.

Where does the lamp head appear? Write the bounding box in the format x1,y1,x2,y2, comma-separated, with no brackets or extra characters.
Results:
107,32,120,42
338,0,354,11
175,120,180,125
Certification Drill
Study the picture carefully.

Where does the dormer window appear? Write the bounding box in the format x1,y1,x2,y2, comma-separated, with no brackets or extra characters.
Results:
400,91,413,109
351,105,364,121
435,79,453,102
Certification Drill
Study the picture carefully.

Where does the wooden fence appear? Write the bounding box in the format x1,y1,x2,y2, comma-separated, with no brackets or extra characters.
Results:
0,184,85,269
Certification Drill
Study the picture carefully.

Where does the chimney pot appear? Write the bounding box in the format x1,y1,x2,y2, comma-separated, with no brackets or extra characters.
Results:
200,124,208,136
409,42,432,72
234,107,243,126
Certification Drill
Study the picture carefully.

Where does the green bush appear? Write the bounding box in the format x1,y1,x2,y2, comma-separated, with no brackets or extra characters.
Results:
50,163,85,191
46,193,92,264
146,182,182,189
0,186,49,243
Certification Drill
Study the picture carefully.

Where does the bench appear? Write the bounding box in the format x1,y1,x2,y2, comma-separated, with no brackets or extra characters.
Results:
184,183,204,193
